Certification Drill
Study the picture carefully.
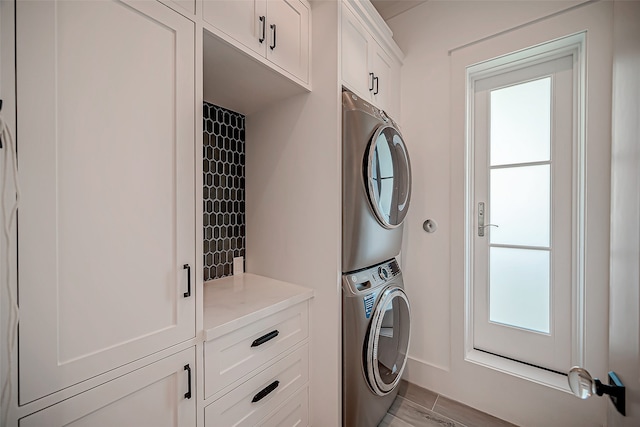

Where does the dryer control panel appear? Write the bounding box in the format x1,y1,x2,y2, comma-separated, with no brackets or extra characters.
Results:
377,260,400,281
342,259,401,296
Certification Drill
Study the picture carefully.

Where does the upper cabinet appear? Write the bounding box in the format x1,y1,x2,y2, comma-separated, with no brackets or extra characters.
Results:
266,0,310,83
203,0,310,86
16,0,196,404
341,6,374,98
341,1,403,119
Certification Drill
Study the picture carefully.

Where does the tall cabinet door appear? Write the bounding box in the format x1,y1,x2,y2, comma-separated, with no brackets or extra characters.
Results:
265,0,310,82
16,0,196,404
20,348,196,427
341,4,372,98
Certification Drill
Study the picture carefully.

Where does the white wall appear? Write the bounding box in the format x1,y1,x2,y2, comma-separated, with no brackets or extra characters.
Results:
608,1,640,425
245,1,342,426
392,0,559,375
388,1,612,425
390,0,587,374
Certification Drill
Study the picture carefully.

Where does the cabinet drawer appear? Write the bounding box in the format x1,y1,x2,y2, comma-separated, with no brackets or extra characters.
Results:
204,344,309,427
20,348,196,427
259,384,309,427
204,301,308,398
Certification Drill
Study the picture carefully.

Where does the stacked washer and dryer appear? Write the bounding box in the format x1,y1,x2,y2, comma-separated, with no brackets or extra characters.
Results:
342,89,412,427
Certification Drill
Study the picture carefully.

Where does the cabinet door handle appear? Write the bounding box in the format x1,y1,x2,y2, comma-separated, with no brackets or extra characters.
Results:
258,16,266,43
373,76,379,95
270,24,277,50
184,364,192,399
251,330,279,347
183,264,191,298
369,72,375,91
252,380,279,403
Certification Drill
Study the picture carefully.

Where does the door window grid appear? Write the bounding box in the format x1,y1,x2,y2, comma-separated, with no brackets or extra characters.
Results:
486,77,553,334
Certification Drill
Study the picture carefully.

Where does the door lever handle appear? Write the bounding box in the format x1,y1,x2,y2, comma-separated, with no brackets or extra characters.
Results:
480,224,499,230
477,202,498,237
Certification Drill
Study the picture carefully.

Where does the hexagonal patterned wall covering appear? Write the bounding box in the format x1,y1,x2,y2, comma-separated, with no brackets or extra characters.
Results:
203,102,245,281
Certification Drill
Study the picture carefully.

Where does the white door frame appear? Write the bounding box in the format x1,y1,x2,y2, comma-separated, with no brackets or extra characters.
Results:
468,41,581,375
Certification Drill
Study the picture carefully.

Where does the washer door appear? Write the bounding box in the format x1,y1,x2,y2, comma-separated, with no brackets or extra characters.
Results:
365,285,411,396
364,125,412,229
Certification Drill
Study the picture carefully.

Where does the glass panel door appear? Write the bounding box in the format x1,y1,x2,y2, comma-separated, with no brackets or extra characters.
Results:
472,54,575,373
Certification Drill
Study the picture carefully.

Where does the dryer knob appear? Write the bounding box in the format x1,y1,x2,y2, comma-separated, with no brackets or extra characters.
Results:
378,266,389,280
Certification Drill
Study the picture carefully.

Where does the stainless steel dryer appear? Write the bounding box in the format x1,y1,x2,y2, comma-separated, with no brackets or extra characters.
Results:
342,90,412,273
343,259,411,427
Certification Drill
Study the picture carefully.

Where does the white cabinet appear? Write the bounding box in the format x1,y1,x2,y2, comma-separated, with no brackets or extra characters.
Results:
265,0,309,83
20,348,196,427
164,0,196,16
202,0,266,56
203,0,310,84
371,42,394,112
258,385,309,427
341,5,374,97
204,302,309,399
341,1,402,118
205,345,309,427
202,274,313,427
16,0,196,404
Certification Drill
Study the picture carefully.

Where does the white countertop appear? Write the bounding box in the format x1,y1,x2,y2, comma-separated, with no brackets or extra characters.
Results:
203,273,314,341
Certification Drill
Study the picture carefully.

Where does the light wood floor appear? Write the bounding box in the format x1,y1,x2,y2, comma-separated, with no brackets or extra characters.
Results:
379,381,518,427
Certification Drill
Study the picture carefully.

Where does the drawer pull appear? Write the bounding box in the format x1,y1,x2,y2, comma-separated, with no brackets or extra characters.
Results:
251,330,279,347
252,380,280,403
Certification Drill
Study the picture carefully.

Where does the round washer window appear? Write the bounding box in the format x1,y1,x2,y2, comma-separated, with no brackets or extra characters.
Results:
364,285,411,396
364,125,412,229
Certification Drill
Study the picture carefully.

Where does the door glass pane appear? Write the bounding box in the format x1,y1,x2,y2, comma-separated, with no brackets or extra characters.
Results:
368,127,411,227
392,134,410,211
376,294,410,386
371,134,394,223
490,165,550,247
489,247,550,333
490,77,551,166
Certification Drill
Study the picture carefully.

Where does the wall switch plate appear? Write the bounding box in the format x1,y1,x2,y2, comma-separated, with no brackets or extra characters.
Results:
233,256,244,275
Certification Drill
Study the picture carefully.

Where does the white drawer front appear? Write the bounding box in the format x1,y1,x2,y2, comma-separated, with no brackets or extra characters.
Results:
259,385,309,427
205,302,308,398
205,344,309,427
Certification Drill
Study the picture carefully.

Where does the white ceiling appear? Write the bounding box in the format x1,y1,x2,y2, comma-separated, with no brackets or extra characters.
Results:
370,0,428,20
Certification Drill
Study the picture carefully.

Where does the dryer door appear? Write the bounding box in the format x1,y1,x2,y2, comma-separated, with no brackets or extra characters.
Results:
364,125,412,229
365,285,411,396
